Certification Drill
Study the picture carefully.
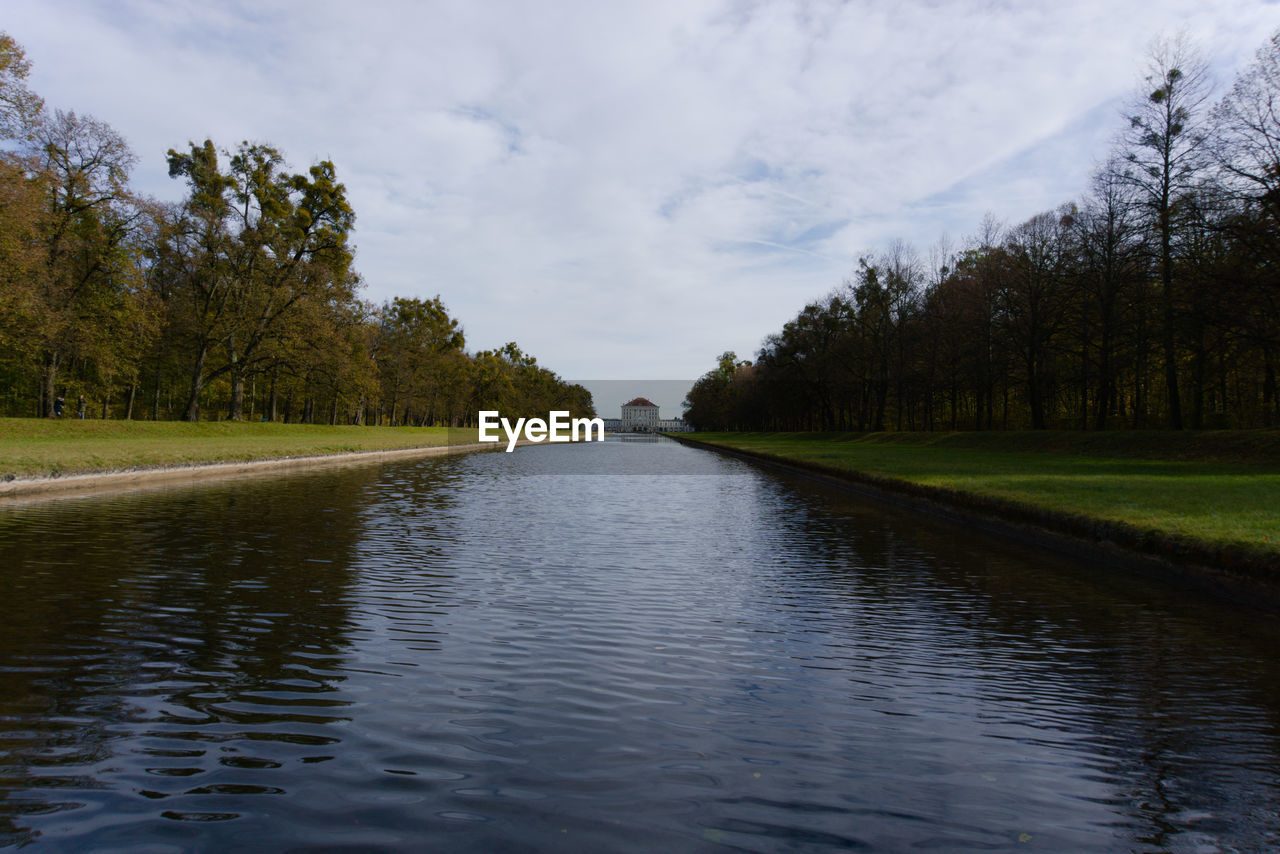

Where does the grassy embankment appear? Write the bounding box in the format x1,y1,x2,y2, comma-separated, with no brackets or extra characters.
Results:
0,418,482,480
682,431,1280,571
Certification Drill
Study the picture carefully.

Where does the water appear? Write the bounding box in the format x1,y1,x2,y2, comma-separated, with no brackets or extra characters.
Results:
1,437,1278,851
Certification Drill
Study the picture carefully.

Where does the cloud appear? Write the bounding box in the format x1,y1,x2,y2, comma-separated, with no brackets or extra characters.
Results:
6,0,1277,380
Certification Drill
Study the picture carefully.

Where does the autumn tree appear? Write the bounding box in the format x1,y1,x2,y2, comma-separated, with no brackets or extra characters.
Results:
684,351,752,431
0,32,43,141
1,35,154,417
164,140,356,420
374,295,466,425
31,110,150,416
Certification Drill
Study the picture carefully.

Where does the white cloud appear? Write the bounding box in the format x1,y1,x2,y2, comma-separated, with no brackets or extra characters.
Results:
5,0,1277,381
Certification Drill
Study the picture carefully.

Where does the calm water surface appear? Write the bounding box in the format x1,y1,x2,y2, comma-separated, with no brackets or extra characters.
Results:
1,437,1278,852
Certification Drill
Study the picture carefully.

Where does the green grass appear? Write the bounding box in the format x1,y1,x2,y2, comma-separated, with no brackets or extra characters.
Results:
0,418,482,479
683,431,1280,565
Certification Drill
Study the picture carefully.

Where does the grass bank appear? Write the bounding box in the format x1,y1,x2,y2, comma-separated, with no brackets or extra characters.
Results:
0,418,481,480
679,431,1280,575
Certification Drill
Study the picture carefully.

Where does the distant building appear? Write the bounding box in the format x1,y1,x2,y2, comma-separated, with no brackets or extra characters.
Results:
621,397,659,432
605,397,692,433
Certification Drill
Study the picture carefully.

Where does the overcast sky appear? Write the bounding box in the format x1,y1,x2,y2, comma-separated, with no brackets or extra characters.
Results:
6,1,1279,392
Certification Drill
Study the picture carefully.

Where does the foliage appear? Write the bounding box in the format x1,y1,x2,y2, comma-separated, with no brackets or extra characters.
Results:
0,32,592,426
687,29,1280,434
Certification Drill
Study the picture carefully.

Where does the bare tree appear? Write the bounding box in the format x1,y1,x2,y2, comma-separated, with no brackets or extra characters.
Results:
1077,160,1144,429
1119,33,1215,429
1211,30,1280,202
1210,30,1280,423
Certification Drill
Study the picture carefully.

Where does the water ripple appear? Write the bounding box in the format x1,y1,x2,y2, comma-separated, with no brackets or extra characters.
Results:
0,439,1278,850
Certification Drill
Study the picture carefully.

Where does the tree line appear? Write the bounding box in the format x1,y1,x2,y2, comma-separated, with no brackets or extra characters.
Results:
686,33,1280,432
0,32,593,425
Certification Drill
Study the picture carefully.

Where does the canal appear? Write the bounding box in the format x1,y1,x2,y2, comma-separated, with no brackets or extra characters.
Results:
1,436,1277,851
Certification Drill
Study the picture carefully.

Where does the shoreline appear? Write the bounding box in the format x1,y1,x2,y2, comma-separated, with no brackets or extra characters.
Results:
0,441,516,502
670,433,1280,614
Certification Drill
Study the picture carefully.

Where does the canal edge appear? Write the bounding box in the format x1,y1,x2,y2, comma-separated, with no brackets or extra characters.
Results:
0,440,531,502
669,434,1280,616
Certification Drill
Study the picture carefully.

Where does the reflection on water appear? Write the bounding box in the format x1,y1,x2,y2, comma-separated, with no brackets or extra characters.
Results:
0,472,370,848
0,437,1278,851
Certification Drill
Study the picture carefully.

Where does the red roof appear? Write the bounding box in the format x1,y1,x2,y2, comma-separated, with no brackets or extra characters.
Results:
623,397,658,408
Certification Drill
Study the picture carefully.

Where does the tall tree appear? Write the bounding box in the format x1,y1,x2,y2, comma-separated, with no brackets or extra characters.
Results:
374,296,465,426
0,33,47,383
1075,163,1144,429
1120,34,1214,428
165,140,356,420
1211,30,1280,422
33,110,145,416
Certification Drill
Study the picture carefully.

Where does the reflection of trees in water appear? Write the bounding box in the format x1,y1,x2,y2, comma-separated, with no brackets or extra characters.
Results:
757,470,1280,850
0,467,378,845
1,449,1277,848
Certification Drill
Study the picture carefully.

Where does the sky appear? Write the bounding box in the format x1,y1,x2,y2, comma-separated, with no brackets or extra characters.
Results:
6,1,1279,407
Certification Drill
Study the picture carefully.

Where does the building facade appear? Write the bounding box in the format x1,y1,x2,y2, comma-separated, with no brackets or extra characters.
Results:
621,397,659,432
603,398,692,433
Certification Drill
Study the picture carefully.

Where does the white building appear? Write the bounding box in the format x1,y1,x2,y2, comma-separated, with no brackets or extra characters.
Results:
621,397,659,432
605,398,692,433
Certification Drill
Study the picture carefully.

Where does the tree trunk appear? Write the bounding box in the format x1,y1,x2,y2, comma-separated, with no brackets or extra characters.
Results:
1077,330,1088,430
1263,350,1276,428
227,341,244,420
1159,207,1182,429
152,351,163,421
183,344,208,422
1095,321,1112,431
1190,334,1206,430
269,365,279,422
41,352,59,418
1027,346,1046,430
228,366,245,421
124,379,137,420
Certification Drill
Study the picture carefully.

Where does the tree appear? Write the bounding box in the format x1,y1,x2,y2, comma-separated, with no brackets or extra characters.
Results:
0,31,43,142
164,140,356,420
684,351,752,430
374,296,466,425
1075,162,1145,429
2,36,154,418
32,110,148,416
1211,30,1280,423
1000,208,1076,429
1120,34,1214,428
1212,31,1280,205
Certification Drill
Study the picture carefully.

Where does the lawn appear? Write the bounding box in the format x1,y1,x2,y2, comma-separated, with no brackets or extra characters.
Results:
0,418,482,479
682,431,1280,564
